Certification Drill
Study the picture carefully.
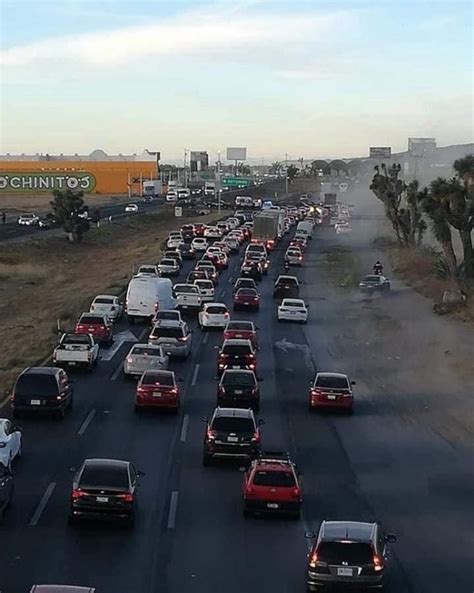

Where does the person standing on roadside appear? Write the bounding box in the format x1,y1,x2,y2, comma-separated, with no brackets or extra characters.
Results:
1,211,6,224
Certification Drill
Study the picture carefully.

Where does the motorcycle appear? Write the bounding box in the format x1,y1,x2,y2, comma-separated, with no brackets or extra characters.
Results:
284,261,290,273
373,264,383,275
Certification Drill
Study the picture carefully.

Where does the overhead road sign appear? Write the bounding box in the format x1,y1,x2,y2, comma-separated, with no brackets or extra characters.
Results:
226,147,247,161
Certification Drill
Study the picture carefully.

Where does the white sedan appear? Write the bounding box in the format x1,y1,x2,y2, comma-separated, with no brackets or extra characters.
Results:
191,237,208,252
336,222,352,235
125,204,139,213
198,303,230,329
0,419,22,468
90,294,123,322
277,299,308,323
167,234,184,249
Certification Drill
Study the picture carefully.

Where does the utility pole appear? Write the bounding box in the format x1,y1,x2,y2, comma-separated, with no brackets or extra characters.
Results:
285,153,289,195
215,151,222,216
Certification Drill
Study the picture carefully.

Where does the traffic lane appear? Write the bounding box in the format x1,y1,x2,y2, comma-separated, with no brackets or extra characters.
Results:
299,228,473,592
166,269,308,593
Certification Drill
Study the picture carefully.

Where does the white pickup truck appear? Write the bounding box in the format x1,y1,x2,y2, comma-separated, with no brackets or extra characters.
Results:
53,333,99,371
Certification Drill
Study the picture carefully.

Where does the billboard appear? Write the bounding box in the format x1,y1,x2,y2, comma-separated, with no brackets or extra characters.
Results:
0,171,96,193
226,147,247,161
369,147,391,158
408,138,436,156
190,151,209,172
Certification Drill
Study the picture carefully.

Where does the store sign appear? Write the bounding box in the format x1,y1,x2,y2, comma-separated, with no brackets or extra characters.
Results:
0,171,96,192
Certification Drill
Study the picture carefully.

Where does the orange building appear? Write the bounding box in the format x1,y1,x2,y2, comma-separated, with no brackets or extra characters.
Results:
0,161,158,195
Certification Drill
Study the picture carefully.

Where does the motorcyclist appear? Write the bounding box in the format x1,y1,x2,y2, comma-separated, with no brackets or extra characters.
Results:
284,260,290,273
373,261,383,275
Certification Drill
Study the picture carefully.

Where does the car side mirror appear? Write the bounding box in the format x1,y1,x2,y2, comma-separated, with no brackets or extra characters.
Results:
304,531,315,539
350,381,356,386
137,470,146,477
258,419,265,426
385,534,397,543
200,416,208,423
257,377,263,382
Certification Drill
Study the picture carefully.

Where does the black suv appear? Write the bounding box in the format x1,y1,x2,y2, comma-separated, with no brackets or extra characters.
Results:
216,339,257,377
273,275,300,299
0,462,14,522
217,369,260,411
70,458,141,526
12,367,73,419
202,407,264,466
306,521,397,591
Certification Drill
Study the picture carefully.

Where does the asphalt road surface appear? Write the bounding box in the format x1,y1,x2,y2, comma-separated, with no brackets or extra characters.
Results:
0,213,472,593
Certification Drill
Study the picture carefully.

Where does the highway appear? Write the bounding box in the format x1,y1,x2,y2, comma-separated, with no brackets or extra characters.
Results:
0,211,472,593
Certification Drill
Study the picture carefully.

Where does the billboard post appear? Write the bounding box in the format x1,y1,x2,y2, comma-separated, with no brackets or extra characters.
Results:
226,147,247,176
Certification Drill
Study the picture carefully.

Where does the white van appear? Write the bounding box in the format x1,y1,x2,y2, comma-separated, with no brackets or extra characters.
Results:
177,188,191,201
295,220,313,240
126,276,176,322
166,190,178,203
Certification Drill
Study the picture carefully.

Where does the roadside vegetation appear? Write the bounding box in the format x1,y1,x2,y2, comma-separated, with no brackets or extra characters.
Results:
319,245,360,291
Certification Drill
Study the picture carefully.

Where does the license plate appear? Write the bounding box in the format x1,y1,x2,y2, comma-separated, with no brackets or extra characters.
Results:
69,361,77,366
227,436,238,443
31,399,41,405
327,395,336,400
153,392,162,398
267,503,279,509
234,389,243,395
337,568,353,577
232,365,240,369
96,496,109,503
163,344,172,348
235,334,243,338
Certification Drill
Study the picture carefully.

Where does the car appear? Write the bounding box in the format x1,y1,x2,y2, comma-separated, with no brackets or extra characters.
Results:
0,462,13,522
226,217,240,230
229,230,245,245
336,221,352,235
217,369,260,410
242,451,302,518
11,367,73,419
166,190,178,202
223,320,258,348
136,264,160,277
38,213,59,229
273,275,300,299
125,203,139,213
0,419,22,468
285,248,303,266
69,458,140,526
158,258,180,276
53,333,99,371
191,237,209,252
216,222,230,235
309,372,355,412
277,298,308,323
306,521,397,591
201,407,264,466
193,223,206,237
152,309,182,324
89,294,123,322
163,250,183,266
289,238,307,252
224,237,240,253
75,313,113,345
186,269,209,284
213,241,230,255
198,303,229,330
245,250,269,274
178,243,196,259
233,288,260,311
246,243,267,258
195,261,219,283
205,249,228,270
194,279,215,302
173,283,202,311
204,226,223,241
232,277,258,295
123,344,169,379
135,369,180,412
240,259,263,281
359,274,391,293
148,320,192,358
180,224,195,242
17,213,39,226
166,233,184,249
216,338,257,376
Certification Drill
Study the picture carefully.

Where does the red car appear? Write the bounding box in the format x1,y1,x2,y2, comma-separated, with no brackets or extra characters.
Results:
242,451,302,518
194,223,206,237
135,370,180,413
223,320,258,348
75,313,113,345
308,372,355,412
233,288,260,311
290,238,307,252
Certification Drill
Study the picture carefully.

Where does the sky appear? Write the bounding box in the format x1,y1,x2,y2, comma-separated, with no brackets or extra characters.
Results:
0,0,473,161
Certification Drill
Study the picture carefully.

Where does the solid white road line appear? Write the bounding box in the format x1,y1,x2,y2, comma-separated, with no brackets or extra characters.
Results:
191,363,200,386
77,408,96,436
111,363,123,382
167,491,179,529
138,327,149,342
29,482,56,526
203,332,209,344
180,414,189,443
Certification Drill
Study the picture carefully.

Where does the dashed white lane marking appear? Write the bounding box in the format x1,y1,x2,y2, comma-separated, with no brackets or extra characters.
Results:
191,363,200,386
29,482,56,526
227,276,233,284
220,289,226,298
167,491,179,529
77,408,96,436
180,414,189,442
203,332,209,344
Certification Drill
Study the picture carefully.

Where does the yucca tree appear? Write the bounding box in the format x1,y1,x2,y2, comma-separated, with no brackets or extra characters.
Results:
370,163,405,245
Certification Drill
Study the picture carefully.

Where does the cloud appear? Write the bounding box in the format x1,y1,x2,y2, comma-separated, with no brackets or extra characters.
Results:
419,15,457,30
0,5,355,68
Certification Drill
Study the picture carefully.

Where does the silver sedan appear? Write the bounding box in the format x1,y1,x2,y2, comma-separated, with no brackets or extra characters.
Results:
123,344,169,379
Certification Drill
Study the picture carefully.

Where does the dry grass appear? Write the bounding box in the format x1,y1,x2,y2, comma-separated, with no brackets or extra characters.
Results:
320,245,360,290
0,210,226,400
0,192,131,214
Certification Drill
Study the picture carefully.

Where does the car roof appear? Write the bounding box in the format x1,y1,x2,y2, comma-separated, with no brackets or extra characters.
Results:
316,372,348,379
221,369,256,377
143,369,175,378
30,587,95,593
204,302,227,308
276,275,298,281
83,458,129,470
130,342,162,350
213,407,255,418
22,366,59,376
93,294,116,300
226,320,254,328
320,521,376,542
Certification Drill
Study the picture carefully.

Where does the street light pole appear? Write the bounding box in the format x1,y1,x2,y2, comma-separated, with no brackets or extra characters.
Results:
285,153,289,195
215,151,222,216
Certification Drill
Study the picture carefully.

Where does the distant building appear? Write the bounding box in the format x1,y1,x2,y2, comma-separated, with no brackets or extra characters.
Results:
0,149,156,162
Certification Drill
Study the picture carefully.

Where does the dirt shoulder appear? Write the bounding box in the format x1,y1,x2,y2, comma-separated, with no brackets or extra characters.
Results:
0,210,226,401
0,192,131,216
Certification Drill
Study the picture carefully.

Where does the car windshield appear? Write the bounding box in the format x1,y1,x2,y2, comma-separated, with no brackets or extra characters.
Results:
15,373,58,396
207,306,226,314
253,470,295,487
316,375,349,389
94,298,114,304
142,372,174,386
131,346,161,356
151,327,183,339
79,464,129,489
80,315,104,324
226,322,253,331
212,417,255,432
222,345,251,356
317,542,373,564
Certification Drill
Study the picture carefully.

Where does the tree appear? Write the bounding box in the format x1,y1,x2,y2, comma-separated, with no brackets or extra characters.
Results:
286,165,299,183
270,161,283,176
50,189,90,242
310,160,329,176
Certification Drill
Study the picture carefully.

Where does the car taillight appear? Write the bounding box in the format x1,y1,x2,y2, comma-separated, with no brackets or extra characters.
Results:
311,389,322,397
154,302,159,312
178,336,189,342
77,325,84,331
137,386,147,395
207,428,216,441
245,486,256,497
72,489,86,499
251,431,259,443
10,392,15,402
309,550,319,568
127,356,133,363
291,487,300,499
342,391,352,398
218,385,225,394
224,312,229,317
117,493,134,503
373,554,384,572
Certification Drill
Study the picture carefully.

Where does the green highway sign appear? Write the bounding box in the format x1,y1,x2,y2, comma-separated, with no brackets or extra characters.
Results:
221,177,252,188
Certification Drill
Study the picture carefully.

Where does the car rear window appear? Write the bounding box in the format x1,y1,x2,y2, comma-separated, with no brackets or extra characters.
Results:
283,300,303,307
63,334,91,345
15,373,58,396
161,259,176,266
316,376,349,389
142,372,174,386
207,306,226,314
94,298,114,304
317,542,373,564
277,278,298,287
236,280,255,289
212,417,255,432
227,322,253,331
236,289,257,297
175,286,197,294
131,346,161,356
156,311,180,320
79,464,129,489
222,372,255,386
222,344,252,356
80,315,104,324
196,280,213,289
151,327,184,339
253,470,295,487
